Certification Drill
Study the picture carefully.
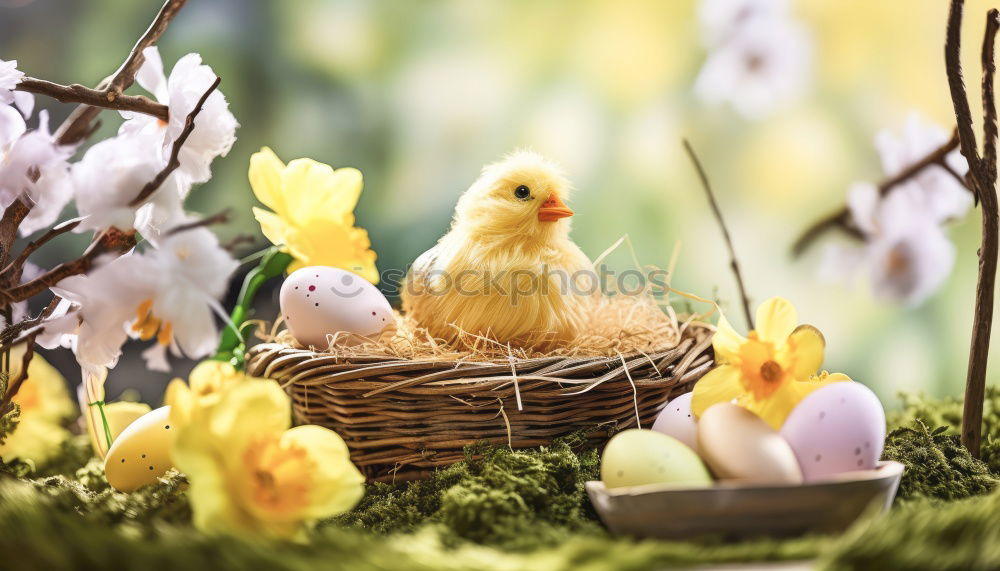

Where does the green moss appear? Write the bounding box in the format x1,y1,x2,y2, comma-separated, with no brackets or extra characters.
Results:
331,436,604,550
821,488,1000,571
889,386,1000,473
882,422,998,502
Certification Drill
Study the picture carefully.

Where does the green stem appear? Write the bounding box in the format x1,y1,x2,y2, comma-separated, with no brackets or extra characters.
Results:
212,246,293,369
88,400,113,450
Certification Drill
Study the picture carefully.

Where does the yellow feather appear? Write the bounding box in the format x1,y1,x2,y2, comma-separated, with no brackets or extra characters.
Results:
403,151,594,348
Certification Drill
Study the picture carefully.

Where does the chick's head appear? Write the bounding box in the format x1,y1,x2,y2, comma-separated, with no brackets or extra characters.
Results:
454,150,575,242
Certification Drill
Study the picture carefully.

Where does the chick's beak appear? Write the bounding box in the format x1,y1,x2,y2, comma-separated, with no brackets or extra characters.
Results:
538,194,574,222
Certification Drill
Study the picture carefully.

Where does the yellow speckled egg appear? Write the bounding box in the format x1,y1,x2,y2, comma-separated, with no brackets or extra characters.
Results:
697,403,802,485
601,429,712,489
103,406,176,492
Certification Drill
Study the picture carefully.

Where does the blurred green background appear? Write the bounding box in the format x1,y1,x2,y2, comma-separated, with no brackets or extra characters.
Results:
1,0,996,407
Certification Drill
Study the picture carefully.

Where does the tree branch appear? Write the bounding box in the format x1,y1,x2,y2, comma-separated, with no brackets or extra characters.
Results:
683,139,755,330
953,3,1000,459
1,228,136,305
54,0,188,146
16,78,168,122
791,131,964,257
166,208,231,236
129,76,221,207
0,218,83,282
0,330,39,416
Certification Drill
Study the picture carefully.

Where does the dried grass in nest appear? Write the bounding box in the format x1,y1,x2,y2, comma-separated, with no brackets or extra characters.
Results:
265,293,701,362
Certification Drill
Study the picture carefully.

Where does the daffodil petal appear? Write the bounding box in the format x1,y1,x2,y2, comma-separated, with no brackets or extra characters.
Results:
712,312,745,364
781,324,825,380
281,425,365,519
281,159,363,228
164,378,194,427
249,147,288,217
691,365,744,418
253,207,290,248
742,380,806,430
754,297,798,345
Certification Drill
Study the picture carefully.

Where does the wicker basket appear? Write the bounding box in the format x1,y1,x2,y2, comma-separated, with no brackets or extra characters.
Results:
245,323,714,482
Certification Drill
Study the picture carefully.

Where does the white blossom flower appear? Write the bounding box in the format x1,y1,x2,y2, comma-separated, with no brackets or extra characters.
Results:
71,128,185,233
821,182,956,306
129,227,238,371
121,47,238,187
0,59,24,105
0,111,74,234
699,0,790,46
44,254,148,371
874,113,971,224
44,228,238,372
694,5,811,119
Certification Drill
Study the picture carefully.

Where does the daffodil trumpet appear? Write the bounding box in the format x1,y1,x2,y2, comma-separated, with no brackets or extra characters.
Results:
691,296,851,430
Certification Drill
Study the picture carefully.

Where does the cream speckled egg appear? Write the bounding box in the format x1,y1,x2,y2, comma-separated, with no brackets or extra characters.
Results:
103,406,176,492
601,429,712,489
651,392,700,454
280,266,394,348
697,403,802,485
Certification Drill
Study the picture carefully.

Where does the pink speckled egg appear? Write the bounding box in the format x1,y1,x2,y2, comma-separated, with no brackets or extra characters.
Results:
780,382,886,482
280,266,394,348
651,392,700,454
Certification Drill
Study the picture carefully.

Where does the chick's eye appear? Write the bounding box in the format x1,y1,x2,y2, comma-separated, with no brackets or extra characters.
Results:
514,185,531,200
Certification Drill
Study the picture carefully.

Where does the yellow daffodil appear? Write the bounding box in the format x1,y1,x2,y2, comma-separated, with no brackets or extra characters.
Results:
172,379,364,540
249,147,379,283
163,360,267,427
0,349,74,465
691,297,852,429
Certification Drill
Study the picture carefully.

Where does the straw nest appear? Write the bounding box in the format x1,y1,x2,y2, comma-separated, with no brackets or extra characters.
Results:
246,295,715,482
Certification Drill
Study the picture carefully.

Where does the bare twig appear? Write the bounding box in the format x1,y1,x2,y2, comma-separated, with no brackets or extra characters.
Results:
54,0,188,146
0,199,31,269
946,1,1000,459
222,234,258,253
166,208,232,236
683,139,755,330
129,76,221,207
1,228,136,305
0,330,39,416
16,78,168,122
0,218,83,281
791,131,964,257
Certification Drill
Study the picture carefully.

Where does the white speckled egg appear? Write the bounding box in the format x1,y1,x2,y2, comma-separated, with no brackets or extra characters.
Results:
280,266,394,348
698,403,802,484
651,392,700,454
601,429,712,489
104,406,176,492
780,382,886,481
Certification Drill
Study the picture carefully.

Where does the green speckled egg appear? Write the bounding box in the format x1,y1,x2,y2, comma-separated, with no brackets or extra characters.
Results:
601,429,712,489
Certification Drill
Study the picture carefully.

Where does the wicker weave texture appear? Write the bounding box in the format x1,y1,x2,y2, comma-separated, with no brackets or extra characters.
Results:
246,324,714,481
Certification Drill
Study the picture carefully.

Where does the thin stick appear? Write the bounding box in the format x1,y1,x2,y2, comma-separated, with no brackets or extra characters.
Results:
129,76,221,207
682,139,755,330
0,218,82,280
946,1,1000,458
0,330,39,416
791,131,964,257
165,208,232,236
54,0,188,146
15,78,168,121
2,228,136,305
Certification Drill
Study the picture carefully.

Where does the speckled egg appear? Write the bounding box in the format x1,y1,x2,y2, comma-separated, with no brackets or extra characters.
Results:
780,382,886,481
698,402,802,484
651,392,700,454
103,406,176,492
601,429,712,489
280,266,394,348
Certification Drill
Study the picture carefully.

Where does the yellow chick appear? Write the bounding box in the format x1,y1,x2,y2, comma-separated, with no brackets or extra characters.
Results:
403,151,593,348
